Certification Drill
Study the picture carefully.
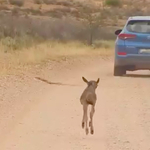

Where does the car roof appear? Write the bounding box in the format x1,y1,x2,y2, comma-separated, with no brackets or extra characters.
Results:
128,16,150,21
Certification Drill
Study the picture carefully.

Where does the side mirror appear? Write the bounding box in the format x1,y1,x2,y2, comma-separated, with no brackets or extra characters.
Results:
115,29,122,35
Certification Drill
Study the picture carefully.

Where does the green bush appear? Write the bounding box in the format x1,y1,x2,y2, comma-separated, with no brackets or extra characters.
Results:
105,0,121,7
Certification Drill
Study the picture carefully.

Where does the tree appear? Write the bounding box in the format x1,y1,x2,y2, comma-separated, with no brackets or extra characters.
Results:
77,3,117,45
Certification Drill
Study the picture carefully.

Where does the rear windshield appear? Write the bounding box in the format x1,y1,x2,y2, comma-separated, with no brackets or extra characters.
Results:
126,20,150,33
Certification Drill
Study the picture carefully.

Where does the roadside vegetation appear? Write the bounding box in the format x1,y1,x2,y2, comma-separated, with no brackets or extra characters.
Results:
0,0,149,75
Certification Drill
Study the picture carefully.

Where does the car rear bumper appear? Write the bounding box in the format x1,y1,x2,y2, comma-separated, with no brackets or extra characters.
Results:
115,55,150,70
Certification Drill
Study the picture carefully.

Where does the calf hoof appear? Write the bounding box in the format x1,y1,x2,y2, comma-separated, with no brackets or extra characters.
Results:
90,129,94,135
82,122,84,128
86,128,89,135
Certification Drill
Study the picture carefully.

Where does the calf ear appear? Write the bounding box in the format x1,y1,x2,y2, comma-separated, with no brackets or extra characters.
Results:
96,78,100,84
82,77,88,83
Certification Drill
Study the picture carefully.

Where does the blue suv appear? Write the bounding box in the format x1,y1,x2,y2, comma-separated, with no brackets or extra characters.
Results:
114,16,150,76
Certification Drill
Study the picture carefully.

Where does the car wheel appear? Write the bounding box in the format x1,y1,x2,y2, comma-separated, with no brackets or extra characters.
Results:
114,66,126,76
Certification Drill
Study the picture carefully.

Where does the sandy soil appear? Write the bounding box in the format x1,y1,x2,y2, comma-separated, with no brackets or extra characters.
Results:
0,55,150,150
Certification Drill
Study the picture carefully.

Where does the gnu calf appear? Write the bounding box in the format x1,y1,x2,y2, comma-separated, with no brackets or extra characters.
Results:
80,77,99,135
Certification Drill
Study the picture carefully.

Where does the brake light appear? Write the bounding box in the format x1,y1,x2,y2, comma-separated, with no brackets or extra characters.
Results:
118,33,136,40
117,52,127,56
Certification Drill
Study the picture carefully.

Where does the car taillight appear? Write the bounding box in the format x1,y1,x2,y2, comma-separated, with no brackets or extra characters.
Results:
117,52,127,56
118,33,136,40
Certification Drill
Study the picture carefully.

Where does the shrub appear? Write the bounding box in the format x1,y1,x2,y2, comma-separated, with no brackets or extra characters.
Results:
12,7,20,15
105,0,121,7
0,5,9,11
9,0,24,7
56,1,72,7
43,0,54,5
30,9,42,15
34,0,43,4
93,40,114,49
1,35,41,51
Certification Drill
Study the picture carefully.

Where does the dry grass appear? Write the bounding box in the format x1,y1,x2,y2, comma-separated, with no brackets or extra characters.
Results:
0,40,114,76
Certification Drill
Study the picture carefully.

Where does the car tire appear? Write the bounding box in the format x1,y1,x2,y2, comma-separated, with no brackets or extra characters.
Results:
114,66,126,76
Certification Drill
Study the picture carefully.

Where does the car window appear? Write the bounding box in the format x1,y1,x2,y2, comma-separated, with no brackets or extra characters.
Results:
126,20,150,33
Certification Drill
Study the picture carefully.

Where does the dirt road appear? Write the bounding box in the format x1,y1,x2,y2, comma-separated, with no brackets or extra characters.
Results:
1,55,150,150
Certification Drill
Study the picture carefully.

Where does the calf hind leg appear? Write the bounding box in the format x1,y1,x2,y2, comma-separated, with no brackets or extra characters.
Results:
90,106,95,134
82,104,89,135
